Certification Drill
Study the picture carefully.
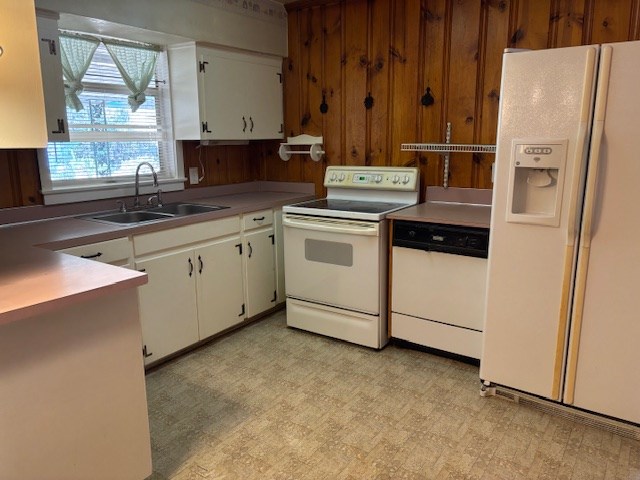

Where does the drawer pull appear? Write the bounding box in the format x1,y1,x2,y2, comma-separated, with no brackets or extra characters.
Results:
253,216,265,222
80,252,103,259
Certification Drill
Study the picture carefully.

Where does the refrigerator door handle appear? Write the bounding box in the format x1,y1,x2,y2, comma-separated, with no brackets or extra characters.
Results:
551,46,599,401
563,45,613,405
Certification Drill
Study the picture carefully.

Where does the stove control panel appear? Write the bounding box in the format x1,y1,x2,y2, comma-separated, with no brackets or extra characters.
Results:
324,166,419,191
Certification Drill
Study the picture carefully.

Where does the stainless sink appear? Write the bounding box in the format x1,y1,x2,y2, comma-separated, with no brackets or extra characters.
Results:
149,203,228,216
89,211,174,224
82,202,229,225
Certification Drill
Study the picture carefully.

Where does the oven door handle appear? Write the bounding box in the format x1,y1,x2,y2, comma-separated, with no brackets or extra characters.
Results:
283,215,379,236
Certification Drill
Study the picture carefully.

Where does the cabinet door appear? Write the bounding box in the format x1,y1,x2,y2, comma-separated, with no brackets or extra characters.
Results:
200,50,247,140
244,228,276,317
36,15,69,142
136,250,199,365
0,0,47,148
245,61,283,139
196,236,245,339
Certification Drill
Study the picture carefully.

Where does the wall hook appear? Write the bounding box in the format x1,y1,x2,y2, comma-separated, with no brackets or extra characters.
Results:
320,94,328,114
364,92,374,109
421,87,435,107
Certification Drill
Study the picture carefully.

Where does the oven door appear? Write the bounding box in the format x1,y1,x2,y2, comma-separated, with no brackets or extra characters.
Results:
283,213,382,315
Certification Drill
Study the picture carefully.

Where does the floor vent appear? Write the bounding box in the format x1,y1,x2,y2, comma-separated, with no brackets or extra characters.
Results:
495,387,640,441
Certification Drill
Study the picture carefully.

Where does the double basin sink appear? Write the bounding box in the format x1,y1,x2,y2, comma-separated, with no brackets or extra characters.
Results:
86,203,229,225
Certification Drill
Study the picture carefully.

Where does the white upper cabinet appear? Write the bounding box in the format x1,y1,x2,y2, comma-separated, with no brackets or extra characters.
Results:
168,44,283,141
0,0,47,148
36,12,69,142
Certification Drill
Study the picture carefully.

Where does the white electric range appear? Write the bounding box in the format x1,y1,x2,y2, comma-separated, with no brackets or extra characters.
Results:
282,166,419,348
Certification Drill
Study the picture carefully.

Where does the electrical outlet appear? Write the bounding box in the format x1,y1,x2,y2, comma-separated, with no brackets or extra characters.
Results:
189,167,199,185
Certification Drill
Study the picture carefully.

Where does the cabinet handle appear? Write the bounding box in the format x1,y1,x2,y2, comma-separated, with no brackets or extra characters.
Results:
249,116,254,132
242,116,247,132
80,252,102,259
198,255,203,274
40,37,57,55
253,216,265,222
138,268,146,273
248,242,253,258
52,118,66,134
271,290,277,303
238,303,245,317
188,257,194,277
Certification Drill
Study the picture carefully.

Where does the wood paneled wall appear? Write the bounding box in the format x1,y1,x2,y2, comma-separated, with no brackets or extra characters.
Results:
0,150,43,208
3,0,640,207
258,0,640,198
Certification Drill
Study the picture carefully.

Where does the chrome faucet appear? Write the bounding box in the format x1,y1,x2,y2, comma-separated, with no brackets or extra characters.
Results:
133,162,158,208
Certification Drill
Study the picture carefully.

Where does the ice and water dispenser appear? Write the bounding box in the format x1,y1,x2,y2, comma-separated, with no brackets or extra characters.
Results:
506,140,568,227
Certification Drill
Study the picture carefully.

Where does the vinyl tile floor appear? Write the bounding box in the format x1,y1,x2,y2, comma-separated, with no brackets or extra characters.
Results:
145,310,640,480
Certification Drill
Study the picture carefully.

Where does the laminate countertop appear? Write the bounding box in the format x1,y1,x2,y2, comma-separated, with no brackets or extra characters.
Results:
388,187,492,229
0,182,314,326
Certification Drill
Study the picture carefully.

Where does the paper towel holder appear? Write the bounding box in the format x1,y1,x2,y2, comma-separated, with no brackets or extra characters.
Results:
278,134,324,162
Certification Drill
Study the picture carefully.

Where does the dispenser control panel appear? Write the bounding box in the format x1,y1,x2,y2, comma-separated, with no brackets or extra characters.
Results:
515,143,564,169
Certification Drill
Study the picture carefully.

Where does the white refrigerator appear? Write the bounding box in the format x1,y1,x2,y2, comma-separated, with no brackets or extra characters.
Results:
481,41,640,425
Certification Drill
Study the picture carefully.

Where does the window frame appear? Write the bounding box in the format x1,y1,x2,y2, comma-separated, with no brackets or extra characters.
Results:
38,40,185,206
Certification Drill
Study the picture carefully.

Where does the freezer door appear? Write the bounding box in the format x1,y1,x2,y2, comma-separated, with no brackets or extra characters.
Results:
480,45,598,400
563,41,640,424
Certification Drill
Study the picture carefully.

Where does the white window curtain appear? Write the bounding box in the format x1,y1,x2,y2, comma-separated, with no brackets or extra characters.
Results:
59,34,100,112
103,41,160,112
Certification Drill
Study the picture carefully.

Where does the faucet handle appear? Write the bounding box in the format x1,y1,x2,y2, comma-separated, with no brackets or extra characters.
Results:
156,189,163,207
116,200,127,212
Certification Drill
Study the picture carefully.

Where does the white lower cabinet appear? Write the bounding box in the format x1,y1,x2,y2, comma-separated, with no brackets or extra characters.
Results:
136,248,199,364
242,209,277,317
196,237,245,339
243,228,277,317
133,211,280,365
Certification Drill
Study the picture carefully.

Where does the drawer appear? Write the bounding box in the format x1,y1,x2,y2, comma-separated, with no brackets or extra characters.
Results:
242,209,273,231
391,312,482,359
134,216,241,256
59,237,132,265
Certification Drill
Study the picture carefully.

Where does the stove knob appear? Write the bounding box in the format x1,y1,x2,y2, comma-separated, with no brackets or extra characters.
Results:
339,173,346,182
402,174,410,184
330,173,337,182
375,175,383,183
392,175,400,184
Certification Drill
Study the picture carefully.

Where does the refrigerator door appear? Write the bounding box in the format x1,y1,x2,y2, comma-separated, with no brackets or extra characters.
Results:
563,41,640,424
481,45,598,399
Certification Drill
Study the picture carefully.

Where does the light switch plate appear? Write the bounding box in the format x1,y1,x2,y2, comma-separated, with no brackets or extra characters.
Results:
189,167,199,185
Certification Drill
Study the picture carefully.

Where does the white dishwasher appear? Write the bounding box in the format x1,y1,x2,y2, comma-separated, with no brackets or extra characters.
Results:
391,221,489,359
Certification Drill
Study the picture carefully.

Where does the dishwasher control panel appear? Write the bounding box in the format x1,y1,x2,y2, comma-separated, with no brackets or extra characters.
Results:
393,221,489,258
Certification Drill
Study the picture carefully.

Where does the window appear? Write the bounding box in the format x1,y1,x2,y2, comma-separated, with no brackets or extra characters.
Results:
39,38,184,205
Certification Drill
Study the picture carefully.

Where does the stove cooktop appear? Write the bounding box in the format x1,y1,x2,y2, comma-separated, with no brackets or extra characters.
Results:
284,198,412,221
